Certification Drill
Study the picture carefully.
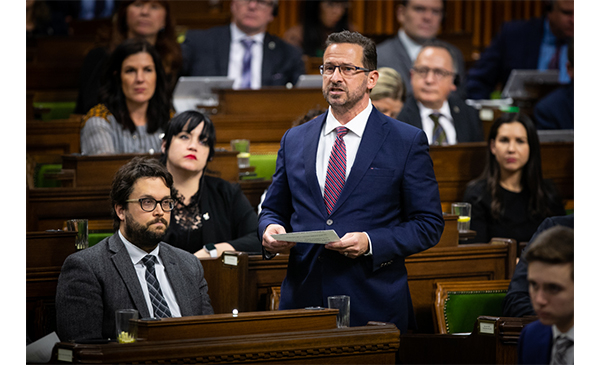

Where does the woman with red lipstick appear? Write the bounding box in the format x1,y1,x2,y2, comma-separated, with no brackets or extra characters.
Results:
75,0,181,115
80,38,171,155
462,113,565,244
160,111,261,258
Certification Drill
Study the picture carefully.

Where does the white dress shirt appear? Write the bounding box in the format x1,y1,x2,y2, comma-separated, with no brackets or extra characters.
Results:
316,101,373,254
119,230,182,318
228,23,264,89
416,100,457,145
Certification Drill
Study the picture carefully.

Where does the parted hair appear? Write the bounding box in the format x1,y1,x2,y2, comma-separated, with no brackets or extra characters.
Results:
325,30,377,71
469,112,561,220
160,110,217,165
110,156,176,231
99,38,171,135
525,225,574,279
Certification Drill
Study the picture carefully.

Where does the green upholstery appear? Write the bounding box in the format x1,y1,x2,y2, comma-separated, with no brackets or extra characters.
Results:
444,290,507,334
249,153,277,180
33,101,76,121
88,232,113,247
35,164,62,188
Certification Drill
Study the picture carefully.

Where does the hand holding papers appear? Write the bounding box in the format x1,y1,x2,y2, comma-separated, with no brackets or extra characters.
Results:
271,230,341,244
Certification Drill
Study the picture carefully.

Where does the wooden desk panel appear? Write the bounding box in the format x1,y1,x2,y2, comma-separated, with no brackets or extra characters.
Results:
216,87,326,116
53,323,400,364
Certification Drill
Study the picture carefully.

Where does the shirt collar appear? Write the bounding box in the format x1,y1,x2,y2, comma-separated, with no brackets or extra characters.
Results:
416,100,452,120
398,29,423,62
552,324,574,341
118,229,161,266
324,100,372,138
231,22,265,44
542,18,560,46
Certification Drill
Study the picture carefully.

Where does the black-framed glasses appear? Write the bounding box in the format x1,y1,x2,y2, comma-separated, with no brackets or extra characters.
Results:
239,0,275,9
320,64,373,77
411,66,455,80
126,198,175,212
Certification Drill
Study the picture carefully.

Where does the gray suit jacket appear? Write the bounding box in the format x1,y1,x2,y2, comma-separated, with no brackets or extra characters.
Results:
55,234,213,342
376,35,466,98
397,94,483,143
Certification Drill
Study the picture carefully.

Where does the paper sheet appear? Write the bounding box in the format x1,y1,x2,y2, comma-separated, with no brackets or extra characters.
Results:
272,230,340,244
26,331,60,363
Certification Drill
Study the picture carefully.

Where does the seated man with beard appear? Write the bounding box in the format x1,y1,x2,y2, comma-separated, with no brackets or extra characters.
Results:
55,157,213,342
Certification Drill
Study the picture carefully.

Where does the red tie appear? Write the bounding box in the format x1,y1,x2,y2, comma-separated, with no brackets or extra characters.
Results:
324,127,349,215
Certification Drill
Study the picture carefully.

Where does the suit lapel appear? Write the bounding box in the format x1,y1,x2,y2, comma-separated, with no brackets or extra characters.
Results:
330,109,389,215
261,33,275,86
158,244,192,316
304,114,329,217
448,95,464,143
108,235,151,318
217,26,231,75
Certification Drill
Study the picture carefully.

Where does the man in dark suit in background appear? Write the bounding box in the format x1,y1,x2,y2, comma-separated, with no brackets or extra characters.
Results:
517,225,574,365
466,0,574,100
376,0,466,97
397,40,483,145
56,157,213,342
182,0,305,89
259,30,444,333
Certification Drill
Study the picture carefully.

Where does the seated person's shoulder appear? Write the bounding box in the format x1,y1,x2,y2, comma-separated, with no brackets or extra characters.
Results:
83,104,112,123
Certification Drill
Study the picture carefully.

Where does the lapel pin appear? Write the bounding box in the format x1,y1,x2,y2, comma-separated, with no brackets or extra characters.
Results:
203,212,210,220
269,41,276,50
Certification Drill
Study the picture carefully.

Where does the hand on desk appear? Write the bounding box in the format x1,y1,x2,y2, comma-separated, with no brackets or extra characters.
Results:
194,242,235,259
262,224,296,254
325,232,369,259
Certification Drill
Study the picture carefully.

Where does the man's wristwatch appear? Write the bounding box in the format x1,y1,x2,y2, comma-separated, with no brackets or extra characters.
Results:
204,243,218,258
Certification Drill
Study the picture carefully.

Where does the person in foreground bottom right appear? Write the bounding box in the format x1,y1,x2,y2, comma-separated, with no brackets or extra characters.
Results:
517,225,574,365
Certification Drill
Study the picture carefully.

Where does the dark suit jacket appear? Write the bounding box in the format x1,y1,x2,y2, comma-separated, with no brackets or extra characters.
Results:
396,94,484,143
258,108,444,333
182,25,305,87
466,17,546,100
518,320,553,364
534,82,574,130
376,35,466,97
503,215,574,318
55,234,213,341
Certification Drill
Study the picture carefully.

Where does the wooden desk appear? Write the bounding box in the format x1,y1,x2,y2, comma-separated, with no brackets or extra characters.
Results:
215,87,326,116
26,231,77,342
53,325,400,364
398,316,537,364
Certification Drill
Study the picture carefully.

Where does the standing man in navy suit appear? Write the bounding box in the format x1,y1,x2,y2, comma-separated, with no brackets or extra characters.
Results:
518,225,574,365
182,0,305,89
258,30,444,333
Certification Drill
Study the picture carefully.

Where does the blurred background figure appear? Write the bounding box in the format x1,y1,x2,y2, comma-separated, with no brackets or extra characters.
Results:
26,0,69,45
160,111,261,258
371,67,406,118
80,38,172,155
75,0,181,115
462,113,565,244
284,0,355,57
377,0,466,97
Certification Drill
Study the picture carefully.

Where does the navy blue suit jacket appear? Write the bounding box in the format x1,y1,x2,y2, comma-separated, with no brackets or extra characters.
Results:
182,25,305,87
518,320,553,364
397,94,484,143
258,108,444,333
534,82,574,130
466,17,546,100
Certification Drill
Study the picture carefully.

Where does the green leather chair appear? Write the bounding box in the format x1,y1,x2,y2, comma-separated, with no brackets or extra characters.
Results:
434,280,511,334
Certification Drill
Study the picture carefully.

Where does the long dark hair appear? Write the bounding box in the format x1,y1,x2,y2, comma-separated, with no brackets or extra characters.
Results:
303,0,351,57
475,112,555,219
111,0,182,83
99,38,171,134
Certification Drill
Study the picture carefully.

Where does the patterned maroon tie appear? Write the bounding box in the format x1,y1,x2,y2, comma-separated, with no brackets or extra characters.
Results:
324,127,349,215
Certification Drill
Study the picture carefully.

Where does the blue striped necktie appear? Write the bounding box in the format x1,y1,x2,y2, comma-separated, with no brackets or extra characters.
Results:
240,39,255,89
324,126,349,214
141,255,172,318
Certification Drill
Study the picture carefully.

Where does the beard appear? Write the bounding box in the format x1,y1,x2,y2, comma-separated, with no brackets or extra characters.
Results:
123,211,169,251
322,78,368,113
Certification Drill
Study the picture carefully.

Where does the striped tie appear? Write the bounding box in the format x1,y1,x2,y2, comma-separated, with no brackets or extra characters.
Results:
430,112,448,146
324,127,349,215
550,336,573,365
240,39,255,89
141,255,172,318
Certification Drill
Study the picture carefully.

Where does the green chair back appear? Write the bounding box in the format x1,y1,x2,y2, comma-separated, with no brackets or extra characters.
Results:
444,290,507,334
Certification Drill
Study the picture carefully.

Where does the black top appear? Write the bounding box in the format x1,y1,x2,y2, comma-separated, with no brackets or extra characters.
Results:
75,47,109,115
162,175,261,254
463,179,566,244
